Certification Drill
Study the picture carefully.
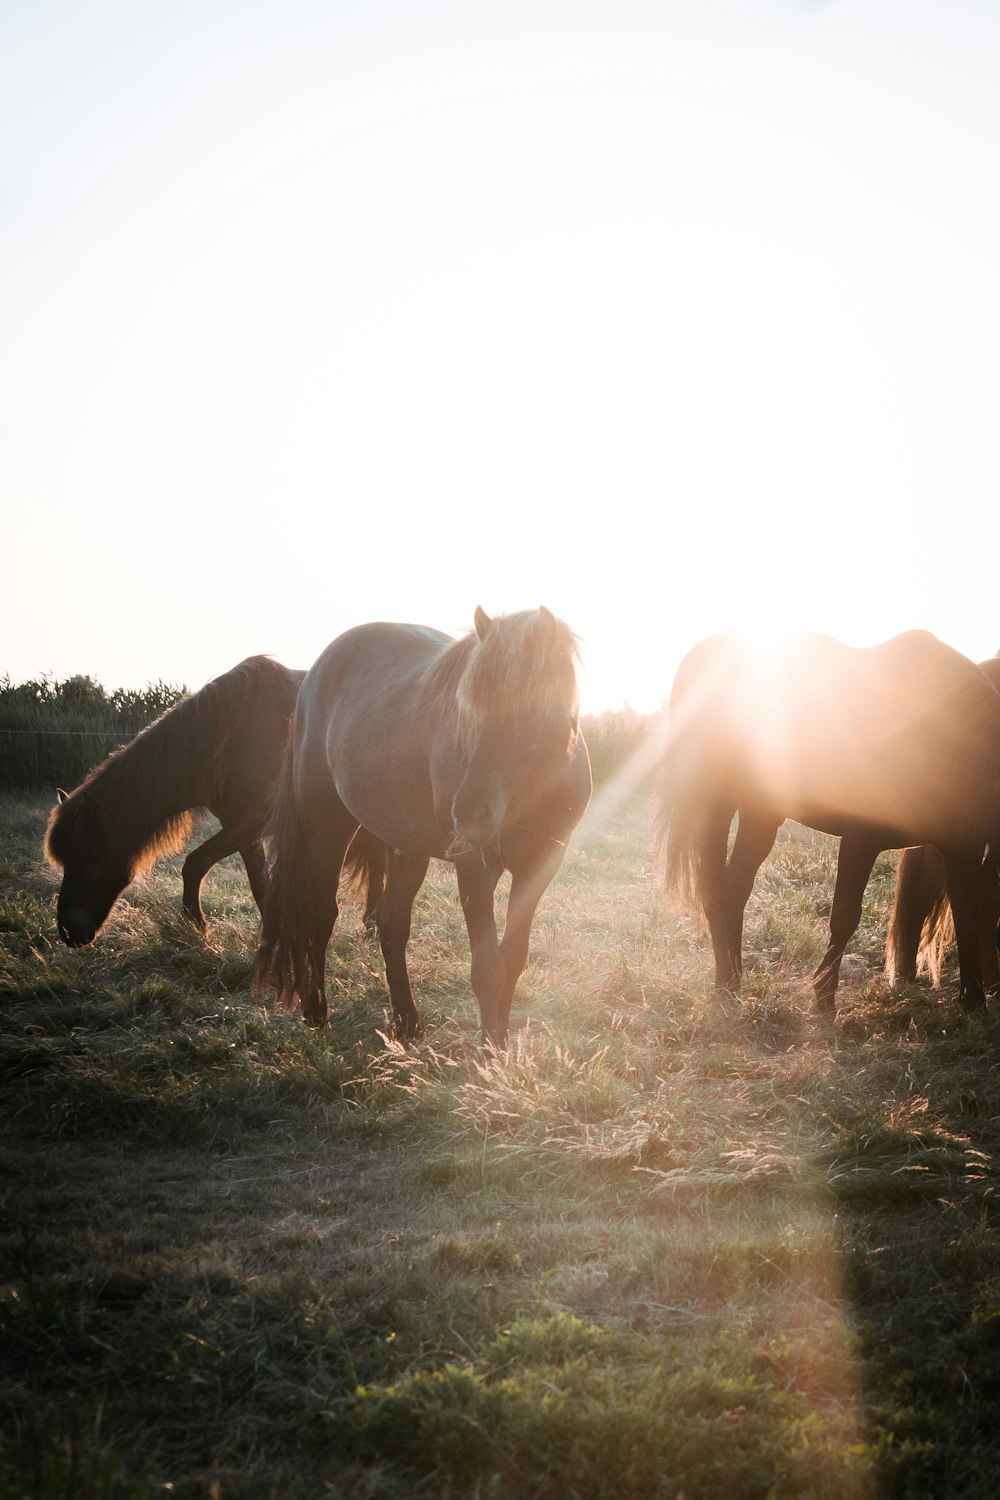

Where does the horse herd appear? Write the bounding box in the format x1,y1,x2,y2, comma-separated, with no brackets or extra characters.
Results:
43,609,1000,1046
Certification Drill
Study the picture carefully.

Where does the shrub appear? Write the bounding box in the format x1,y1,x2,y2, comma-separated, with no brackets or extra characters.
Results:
0,674,186,791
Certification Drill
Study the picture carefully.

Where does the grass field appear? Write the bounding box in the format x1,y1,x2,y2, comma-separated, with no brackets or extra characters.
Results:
3,784,1000,1498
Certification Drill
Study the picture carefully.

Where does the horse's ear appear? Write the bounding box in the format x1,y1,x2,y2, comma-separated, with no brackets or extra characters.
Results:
56,787,69,804
474,606,494,642
538,605,558,641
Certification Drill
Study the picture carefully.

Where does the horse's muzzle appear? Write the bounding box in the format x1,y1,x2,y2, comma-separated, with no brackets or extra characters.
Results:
449,810,504,856
57,915,97,948
450,785,507,853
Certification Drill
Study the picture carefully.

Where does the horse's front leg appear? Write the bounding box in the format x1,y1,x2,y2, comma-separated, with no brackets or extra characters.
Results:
376,850,430,1040
814,830,883,1014
943,848,989,1012
181,823,246,928
455,853,506,1049
495,847,567,1045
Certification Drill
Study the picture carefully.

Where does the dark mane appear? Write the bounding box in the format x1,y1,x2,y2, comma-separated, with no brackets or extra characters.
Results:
45,656,297,879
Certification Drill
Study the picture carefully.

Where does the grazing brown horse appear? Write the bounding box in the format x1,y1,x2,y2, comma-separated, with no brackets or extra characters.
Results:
885,656,1000,993
655,630,1000,1014
45,655,386,947
252,608,592,1046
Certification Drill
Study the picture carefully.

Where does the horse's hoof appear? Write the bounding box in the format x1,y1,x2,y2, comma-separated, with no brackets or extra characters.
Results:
389,1007,423,1044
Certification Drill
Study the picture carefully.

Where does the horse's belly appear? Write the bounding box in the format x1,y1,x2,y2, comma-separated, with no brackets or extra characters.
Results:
760,749,989,849
331,757,447,856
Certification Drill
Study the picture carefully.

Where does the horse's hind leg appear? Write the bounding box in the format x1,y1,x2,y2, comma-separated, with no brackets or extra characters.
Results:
814,831,882,1014
943,850,988,1013
297,808,358,1027
976,854,1000,997
375,849,430,1040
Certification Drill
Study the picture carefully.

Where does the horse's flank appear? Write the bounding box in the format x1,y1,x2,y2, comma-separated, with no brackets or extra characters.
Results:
44,655,299,881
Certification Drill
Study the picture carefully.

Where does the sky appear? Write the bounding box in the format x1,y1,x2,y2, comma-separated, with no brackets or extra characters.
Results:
3,0,1000,715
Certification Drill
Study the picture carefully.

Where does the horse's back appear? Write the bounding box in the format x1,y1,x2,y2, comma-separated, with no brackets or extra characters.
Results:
665,629,1000,845
292,623,454,845
297,623,451,746
206,656,304,816
307,623,449,689
978,655,1000,693
221,655,303,709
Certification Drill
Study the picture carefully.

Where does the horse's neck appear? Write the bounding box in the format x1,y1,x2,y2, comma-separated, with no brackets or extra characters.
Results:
90,733,206,857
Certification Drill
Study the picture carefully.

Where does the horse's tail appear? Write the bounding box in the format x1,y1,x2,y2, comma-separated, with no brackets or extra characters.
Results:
652,638,733,910
885,844,952,987
652,718,708,910
251,739,323,1017
341,825,387,927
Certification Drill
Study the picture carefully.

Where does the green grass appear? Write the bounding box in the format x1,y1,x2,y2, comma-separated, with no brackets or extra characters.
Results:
4,793,1000,1496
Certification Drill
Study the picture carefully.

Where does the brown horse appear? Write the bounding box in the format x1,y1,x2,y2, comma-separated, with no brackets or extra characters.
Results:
45,655,385,946
885,656,1000,992
655,630,1000,1014
252,608,592,1046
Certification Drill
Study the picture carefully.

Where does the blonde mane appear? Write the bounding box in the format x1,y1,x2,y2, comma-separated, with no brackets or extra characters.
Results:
423,609,579,744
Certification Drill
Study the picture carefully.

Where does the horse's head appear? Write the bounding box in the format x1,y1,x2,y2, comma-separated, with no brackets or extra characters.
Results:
44,788,134,947
448,605,580,851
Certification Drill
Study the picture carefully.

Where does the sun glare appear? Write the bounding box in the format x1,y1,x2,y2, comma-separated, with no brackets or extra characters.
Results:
5,2,1000,713
730,623,807,663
